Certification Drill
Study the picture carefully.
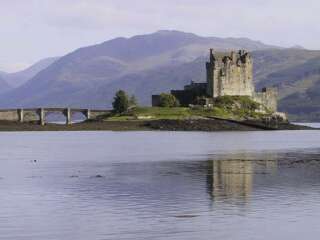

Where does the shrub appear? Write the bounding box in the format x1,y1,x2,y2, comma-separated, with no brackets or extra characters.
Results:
214,96,235,106
214,95,260,111
159,93,180,107
238,96,260,111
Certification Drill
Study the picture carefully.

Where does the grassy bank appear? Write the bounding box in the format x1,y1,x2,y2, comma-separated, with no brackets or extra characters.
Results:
0,96,311,132
105,96,268,121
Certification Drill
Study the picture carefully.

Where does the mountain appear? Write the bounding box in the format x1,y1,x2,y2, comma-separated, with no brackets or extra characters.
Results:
0,30,320,121
252,49,320,121
0,74,11,94
76,49,320,119
0,30,278,108
290,45,305,50
1,57,59,88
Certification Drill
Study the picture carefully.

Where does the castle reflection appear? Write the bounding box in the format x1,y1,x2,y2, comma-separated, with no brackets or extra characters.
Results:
207,153,279,201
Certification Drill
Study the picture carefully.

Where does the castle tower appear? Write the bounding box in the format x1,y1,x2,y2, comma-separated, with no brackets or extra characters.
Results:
206,50,255,98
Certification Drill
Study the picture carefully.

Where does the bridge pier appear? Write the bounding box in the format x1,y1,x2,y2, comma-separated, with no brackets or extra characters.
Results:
38,108,45,125
64,108,71,125
85,109,91,120
18,109,24,123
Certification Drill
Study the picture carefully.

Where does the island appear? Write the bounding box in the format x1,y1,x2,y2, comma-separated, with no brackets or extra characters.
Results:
0,49,314,131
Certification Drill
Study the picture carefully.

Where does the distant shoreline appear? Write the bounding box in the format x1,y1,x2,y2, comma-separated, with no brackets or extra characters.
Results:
0,119,313,132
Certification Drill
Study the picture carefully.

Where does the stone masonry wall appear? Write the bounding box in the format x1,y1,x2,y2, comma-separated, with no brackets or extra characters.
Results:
0,110,19,121
206,50,278,112
253,87,278,112
207,50,254,98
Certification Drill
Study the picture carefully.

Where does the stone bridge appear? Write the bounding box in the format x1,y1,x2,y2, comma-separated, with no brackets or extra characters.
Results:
0,108,111,125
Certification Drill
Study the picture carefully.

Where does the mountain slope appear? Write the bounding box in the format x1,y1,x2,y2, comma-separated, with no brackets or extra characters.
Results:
0,75,11,94
0,30,278,108
2,57,59,88
247,49,320,120
76,50,320,118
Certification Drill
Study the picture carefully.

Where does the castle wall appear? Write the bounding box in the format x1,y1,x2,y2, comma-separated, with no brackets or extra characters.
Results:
0,110,20,121
207,50,254,98
171,82,207,106
206,62,214,97
152,95,161,107
253,88,278,112
217,59,254,97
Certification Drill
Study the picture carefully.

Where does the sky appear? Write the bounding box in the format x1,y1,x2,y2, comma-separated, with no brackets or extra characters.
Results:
1,0,320,72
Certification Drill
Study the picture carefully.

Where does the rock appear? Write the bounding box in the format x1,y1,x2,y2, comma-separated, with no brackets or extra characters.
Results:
272,112,288,122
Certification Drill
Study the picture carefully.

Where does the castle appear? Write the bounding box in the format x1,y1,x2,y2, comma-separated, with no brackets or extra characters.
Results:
152,49,278,112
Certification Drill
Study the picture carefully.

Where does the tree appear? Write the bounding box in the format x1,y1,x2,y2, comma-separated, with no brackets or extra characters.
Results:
159,93,180,107
112,90,129,113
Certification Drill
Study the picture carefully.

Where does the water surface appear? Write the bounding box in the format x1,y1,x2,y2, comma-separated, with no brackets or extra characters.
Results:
0,130,320,239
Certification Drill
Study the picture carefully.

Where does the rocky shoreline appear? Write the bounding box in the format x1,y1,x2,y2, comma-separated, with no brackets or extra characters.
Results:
0,119,313,132
146,119,314,131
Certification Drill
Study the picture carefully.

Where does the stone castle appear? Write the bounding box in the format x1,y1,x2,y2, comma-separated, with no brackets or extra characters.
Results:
152,49,278,112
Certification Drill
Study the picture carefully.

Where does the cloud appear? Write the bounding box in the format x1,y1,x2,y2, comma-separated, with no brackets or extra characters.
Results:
0,0,320,71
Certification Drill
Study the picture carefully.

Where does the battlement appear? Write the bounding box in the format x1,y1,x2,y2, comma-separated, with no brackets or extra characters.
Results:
208,49,251,67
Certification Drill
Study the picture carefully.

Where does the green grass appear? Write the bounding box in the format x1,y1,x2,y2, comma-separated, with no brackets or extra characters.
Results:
104,96,269,121
105,107,191,121
134,107,191,119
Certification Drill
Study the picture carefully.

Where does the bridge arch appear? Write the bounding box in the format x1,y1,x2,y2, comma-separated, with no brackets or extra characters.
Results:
0,108,110,125
37,108,91,125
